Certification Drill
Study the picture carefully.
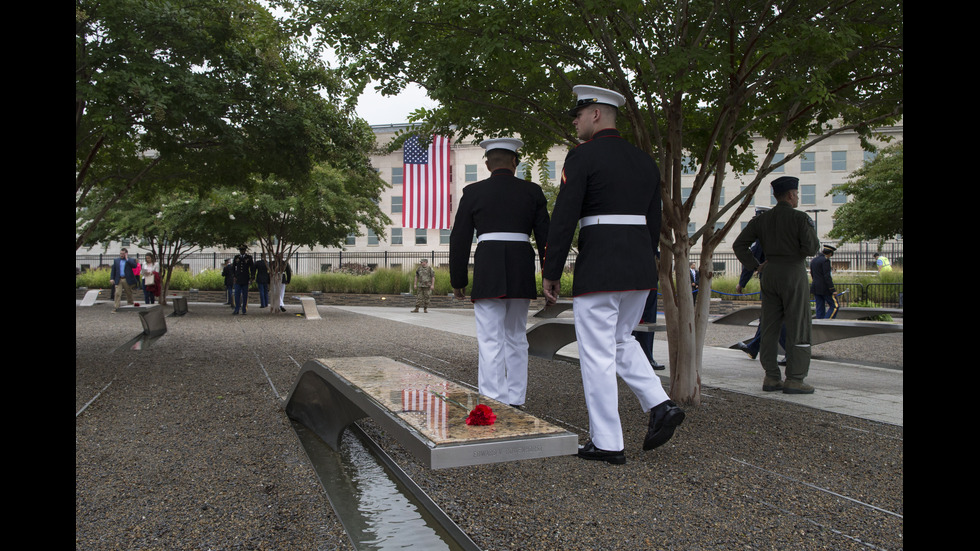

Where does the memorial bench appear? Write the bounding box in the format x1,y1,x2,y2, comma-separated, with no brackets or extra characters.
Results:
526,318,666,360
138,304,168,337
293,296,322,320
714,305,903,326
80,289,100,307
533,300,574,319
169,296,188,316
716,307,904,347
285,356,578,469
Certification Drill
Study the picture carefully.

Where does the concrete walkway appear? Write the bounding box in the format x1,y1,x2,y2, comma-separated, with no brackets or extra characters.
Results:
332,306,903,426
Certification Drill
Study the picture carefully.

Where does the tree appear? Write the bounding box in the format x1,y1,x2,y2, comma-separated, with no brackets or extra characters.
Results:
294,0,903,405
827,142,903,243
207,158,391,313
76,0,365,249
79,192,230,305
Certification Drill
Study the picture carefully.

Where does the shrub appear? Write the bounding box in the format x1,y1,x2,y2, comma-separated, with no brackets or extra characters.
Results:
191,268,226,291
76,267,112,288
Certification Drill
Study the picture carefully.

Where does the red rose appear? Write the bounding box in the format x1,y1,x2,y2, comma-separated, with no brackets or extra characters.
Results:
465,404,496,426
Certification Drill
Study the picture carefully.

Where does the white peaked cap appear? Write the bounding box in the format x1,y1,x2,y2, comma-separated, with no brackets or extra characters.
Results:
569,85,626,115
479,138,524,153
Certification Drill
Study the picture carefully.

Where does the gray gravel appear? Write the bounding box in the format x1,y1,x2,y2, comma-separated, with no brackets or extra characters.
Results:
76,302,903,550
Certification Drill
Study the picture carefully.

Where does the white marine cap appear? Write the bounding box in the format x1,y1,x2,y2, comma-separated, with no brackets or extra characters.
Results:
568,85,626,116
479,137,524,154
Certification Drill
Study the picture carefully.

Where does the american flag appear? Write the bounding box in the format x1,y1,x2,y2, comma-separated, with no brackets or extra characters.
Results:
403,134,451,229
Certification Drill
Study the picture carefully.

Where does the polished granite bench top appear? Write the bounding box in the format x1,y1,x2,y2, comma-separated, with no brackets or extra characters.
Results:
318,356,568,447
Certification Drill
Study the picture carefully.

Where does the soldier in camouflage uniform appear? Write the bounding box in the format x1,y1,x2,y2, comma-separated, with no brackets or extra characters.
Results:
412,259,435,313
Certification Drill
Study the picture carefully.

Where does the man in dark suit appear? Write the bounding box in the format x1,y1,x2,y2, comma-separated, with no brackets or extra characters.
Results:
110,248,139,311
450,138,550,407
542,85,684,464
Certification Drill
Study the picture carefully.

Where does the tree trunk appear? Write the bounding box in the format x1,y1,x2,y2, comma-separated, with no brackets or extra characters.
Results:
661,243,700,407
661,238,718,407
268,271,284,315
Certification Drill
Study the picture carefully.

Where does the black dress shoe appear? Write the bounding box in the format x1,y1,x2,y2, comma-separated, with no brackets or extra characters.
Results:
577,440,626,464
650,359,666,371
643,400,685,451
734,342,758,360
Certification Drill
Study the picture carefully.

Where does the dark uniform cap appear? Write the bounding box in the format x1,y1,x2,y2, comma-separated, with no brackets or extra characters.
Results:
822,244,837,254
771,176,799,195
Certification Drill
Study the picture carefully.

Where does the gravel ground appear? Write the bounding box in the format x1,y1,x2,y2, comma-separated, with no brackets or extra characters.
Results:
76,302,903,550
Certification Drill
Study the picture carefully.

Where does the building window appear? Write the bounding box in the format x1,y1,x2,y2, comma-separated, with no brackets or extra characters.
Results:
415,229,427,245
544,161,557,183
682,156,696,175
740,186,755,206
801,184,816,205
391,196,403,214
440,229,451,245
864,150,877,165
367,229,379,246
345,233,356,246
390,227,403,245
831,184,847,205
800,152,815,172
516,162,529,180
392,167,404,186
465,164,478,182
832,151,847,171
772,153,785,172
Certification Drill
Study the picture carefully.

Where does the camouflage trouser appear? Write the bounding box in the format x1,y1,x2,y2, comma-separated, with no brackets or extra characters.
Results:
416,287,432,308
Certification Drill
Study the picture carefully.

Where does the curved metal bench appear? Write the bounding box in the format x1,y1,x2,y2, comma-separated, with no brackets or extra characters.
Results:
285,357,577,469
527,318,665,360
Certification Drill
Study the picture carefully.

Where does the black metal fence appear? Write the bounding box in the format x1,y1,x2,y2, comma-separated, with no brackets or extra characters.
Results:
77,242,901,282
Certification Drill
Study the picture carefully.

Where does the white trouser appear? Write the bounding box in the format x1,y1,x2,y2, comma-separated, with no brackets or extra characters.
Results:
474,298,531,405
278,283,286,307
573,290,670,451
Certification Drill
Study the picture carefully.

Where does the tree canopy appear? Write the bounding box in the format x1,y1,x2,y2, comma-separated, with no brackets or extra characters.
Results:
76,0,370,249
280,0,905,404
206,166,391,264
828,142,903,243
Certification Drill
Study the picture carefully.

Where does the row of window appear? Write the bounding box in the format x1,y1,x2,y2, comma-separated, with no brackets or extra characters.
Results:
682,150,874,175
348,228,456,247
685,183,848,207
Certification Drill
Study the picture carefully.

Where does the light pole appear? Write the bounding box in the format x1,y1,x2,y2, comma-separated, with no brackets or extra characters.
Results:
806,209,827,238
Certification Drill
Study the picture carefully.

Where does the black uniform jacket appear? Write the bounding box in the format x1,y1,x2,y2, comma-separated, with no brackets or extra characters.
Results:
810,254,835,295
542,128,661,296
449,168,550,300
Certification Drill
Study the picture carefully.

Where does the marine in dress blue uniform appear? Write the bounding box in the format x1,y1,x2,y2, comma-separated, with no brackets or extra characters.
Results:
450,138,550,406
541,85,684,464
810,245,839,319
